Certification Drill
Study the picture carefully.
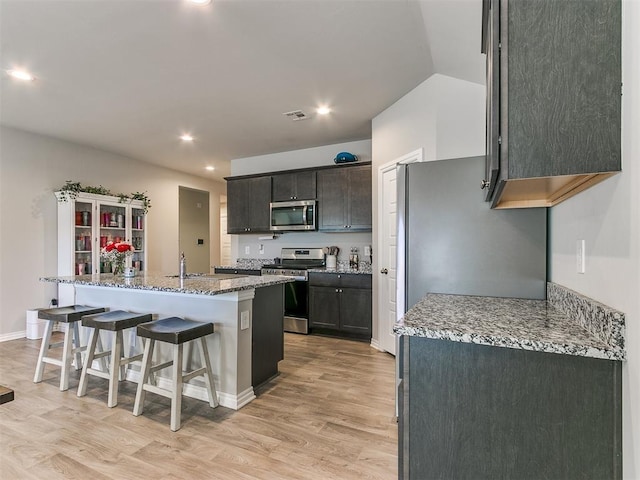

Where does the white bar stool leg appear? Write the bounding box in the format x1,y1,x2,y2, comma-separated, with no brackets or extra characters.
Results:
60,323,76,391
133,338,155,417
199,337,218,408
108,330,124,408
77,327,99,397
33,320,55,383
72,322,83,371
170,343,184,432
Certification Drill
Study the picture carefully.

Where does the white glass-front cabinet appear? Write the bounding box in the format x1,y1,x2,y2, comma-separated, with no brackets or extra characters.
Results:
56,192,148,303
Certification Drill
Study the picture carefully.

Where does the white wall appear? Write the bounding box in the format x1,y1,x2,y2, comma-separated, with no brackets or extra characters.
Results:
0,126,226,338
549,1,640,474
371,73,485,340
228,140,373,265
231,139,371,176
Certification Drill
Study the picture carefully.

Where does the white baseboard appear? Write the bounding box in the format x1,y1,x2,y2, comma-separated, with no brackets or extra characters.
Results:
125,370,254,411
370,338,384,352
0,331,26,342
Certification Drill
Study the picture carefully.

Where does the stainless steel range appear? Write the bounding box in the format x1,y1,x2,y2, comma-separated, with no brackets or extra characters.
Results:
261,247,325,334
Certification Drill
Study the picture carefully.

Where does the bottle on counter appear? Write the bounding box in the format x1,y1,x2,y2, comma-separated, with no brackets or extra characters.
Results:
179,252,187,279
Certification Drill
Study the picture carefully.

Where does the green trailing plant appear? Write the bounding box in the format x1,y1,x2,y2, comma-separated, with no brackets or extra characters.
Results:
56,181,151,214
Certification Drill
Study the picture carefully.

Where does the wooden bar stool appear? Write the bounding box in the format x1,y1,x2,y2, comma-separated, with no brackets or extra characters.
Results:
33,305,106,391
133,317,218,431
77,310,152,407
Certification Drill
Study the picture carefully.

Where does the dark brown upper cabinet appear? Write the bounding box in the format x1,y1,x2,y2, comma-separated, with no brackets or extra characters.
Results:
226,176,271,234
482,0,621,209
271,171,317,201
317,164,372,232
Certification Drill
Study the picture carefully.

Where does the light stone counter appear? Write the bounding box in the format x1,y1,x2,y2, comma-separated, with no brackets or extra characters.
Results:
394,283,625,361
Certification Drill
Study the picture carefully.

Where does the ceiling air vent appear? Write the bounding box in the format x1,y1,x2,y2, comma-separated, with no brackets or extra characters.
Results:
282,110,310,121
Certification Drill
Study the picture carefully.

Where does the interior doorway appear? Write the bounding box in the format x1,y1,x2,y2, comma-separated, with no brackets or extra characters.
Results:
377,149,423,355
179,186,210,273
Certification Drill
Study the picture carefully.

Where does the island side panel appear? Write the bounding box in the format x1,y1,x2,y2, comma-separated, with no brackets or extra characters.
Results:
252,284,284,387
74,284,256,410
405,336,622,480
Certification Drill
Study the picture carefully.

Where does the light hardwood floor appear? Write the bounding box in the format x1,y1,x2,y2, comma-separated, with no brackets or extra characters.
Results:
0,333,397,479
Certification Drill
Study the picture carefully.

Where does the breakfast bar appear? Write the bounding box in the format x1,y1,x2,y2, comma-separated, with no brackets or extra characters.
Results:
40,272,295,410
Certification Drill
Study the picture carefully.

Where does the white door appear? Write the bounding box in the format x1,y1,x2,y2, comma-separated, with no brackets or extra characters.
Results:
378,163,398,355
377,149,423,355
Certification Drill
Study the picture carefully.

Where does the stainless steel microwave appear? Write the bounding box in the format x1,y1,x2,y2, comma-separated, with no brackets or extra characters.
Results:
270,200,316,231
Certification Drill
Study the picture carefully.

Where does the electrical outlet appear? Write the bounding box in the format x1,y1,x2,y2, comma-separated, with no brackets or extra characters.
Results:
240,311,250,330
364,245,371,257
259,244,264,255
576,239,586,274
245,246,250,255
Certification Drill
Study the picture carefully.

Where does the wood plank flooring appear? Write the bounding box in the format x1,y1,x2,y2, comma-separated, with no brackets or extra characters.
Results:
0,333,397,479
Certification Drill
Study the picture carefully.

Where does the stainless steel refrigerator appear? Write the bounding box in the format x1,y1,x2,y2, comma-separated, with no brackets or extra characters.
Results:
397,155,547,315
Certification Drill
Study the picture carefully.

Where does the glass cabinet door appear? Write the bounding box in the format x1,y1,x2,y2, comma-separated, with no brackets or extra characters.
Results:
131,207,145,272
98,202,127,273
74,200,93,275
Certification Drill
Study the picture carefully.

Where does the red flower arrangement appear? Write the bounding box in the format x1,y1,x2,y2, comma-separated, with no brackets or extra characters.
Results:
101,241,134,274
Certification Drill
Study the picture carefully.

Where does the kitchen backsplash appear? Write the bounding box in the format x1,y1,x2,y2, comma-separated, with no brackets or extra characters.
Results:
230,257,372,273
233,231,373,265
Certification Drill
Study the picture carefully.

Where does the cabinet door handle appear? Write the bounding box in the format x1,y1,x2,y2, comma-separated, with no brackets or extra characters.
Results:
381,268,388,274
335,289,339,293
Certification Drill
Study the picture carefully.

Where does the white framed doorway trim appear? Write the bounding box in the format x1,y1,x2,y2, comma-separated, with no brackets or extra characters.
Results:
376,148,423,355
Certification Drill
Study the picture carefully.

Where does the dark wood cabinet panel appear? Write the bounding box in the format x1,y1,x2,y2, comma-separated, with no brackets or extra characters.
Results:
347,166,373,230
339,288,371,334
318,164,371,232
399,336,622,479
226,176,271,234
308,272,372,338
483,0,621,209
251,284,284,387
317,169,347,230
309,286,340,329
272,171,316,201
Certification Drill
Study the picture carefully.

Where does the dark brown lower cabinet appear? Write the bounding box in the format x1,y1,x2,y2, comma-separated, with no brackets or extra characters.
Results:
399,336,622,480
251,284,284,387
309,272,371,339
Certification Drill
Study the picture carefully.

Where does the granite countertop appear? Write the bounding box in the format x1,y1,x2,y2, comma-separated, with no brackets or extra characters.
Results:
40,272,295,296
394,283,625,361
307,266,372,275
213,265,263,271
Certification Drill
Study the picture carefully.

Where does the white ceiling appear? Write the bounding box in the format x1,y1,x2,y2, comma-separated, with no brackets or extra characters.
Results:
0,0,484,181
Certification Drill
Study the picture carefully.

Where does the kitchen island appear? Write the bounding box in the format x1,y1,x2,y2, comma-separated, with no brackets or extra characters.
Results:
395,282,625,480
41,272,295,410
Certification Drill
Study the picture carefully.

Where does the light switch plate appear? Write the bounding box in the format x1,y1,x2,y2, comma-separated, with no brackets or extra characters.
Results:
576,239,585,274
240,311,250,330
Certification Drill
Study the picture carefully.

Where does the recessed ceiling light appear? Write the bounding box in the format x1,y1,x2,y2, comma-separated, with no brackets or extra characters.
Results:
205,166,215,171
316,106,331,115
6,69,36,82
189,0,211,5
180,134,194,142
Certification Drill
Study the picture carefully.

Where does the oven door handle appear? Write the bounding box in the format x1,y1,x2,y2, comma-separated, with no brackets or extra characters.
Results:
290,275,307,281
